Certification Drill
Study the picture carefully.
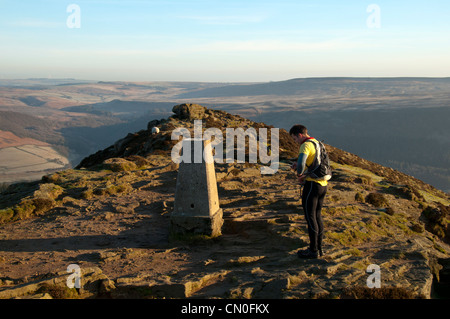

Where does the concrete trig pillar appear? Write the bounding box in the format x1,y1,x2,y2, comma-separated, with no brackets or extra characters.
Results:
171,138,223,237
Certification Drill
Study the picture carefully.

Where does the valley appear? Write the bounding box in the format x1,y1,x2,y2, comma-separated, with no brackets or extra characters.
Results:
0,77,449,192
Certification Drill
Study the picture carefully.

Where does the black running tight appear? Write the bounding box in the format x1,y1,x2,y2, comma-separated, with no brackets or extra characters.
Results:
301,181,327,252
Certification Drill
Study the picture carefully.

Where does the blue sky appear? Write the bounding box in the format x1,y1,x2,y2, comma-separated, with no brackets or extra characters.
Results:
0,0,449,81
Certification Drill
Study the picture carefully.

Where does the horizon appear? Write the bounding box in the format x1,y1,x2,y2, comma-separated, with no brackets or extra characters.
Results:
1,0,449,82
2,76,450,85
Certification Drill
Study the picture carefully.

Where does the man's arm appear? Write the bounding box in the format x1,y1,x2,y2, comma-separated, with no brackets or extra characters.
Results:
297,153,308,176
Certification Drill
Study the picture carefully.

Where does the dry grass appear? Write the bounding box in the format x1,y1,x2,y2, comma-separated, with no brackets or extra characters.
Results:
365,193,389,208
36,283,80,299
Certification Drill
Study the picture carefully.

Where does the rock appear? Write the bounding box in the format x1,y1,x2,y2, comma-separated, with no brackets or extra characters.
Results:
113,133,137,153
147,119,161,131
112,271,229,298
99,278,116,294
309,282,330,299
184,271,229,297
0,267,110,299
172,103,206,121
15,293,53,299
229,287,254,299
421,204,450,242
432,257,450,298
287,272,308,289
0,281,46,299
99,251,122,262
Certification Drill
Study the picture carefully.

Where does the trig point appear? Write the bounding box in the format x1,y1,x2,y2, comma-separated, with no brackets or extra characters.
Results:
170,138,223,237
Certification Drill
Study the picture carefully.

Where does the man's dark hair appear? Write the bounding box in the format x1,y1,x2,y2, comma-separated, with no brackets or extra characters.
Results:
289,125,308,136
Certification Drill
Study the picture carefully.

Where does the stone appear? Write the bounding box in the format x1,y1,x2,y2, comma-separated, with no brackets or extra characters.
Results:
0,267,109,299
147,119,161,131
99,278,116,294
172,103,206,121
171,138,223,237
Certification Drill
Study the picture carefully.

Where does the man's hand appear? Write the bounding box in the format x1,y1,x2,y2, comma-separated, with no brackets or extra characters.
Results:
291,162,297,171
298,174,306,185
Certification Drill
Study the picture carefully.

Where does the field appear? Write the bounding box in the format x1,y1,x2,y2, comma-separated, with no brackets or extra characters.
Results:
0,144,70,183
0,130,69,183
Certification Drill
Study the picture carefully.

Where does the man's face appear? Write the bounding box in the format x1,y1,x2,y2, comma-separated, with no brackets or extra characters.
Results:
291,134,303,144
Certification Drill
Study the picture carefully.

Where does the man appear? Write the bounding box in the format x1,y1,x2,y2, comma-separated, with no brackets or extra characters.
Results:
289,125,328,259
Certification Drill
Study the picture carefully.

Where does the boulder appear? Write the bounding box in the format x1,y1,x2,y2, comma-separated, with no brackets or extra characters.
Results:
172,104,206,121
0,267,110,299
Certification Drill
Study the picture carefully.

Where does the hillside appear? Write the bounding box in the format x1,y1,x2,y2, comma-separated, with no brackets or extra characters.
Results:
0,111,64,147
0,104,449,300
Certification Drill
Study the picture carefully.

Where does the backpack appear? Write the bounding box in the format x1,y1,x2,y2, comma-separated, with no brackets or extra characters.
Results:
304,139,332,181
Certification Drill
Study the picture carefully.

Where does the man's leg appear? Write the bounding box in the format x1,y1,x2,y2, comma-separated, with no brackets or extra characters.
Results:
315,184,327,255
301,181,320,253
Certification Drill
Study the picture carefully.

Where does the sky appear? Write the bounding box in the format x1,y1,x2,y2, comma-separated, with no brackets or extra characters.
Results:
0,0,449,82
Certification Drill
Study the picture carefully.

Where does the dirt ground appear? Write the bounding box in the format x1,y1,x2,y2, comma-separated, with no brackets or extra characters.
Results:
0,154,449,299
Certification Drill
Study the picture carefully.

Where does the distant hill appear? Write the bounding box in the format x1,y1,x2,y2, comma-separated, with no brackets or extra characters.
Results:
0,78,96,87
177,77,450,99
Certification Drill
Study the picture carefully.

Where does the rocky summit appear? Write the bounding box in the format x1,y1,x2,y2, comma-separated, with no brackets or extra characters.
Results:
0,104,449,299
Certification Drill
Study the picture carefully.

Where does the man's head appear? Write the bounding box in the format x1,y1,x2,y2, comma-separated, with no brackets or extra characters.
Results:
289,124,309,144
